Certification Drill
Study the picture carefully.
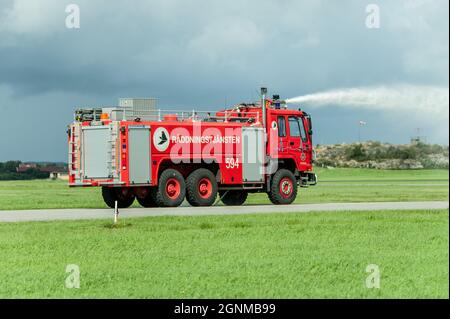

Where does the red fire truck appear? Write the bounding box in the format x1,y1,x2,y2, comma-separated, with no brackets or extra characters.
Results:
68,88,317,208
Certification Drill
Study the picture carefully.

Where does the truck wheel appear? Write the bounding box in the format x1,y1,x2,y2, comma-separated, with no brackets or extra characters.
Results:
219,190,248,206
102,187,135,208
151,169,186,207
137,193,158,207
186,168,218,206
268,169,298,205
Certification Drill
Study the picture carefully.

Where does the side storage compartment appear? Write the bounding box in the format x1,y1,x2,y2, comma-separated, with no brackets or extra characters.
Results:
82,126,112,179
128,126,151,184
242,127,265,183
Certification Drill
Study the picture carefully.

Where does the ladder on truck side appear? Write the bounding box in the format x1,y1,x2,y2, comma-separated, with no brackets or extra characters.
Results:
68,123,82,182
107,122,120,183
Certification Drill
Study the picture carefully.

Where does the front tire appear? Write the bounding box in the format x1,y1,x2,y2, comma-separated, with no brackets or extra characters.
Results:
151,169,186,207
268,169,298,205
102,187,135,208
186,168,218,206
219,190,248,206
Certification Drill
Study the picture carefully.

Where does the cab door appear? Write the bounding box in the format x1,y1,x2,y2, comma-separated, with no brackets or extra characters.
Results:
288,115,302,167
299,117,312,167
287,116,308,168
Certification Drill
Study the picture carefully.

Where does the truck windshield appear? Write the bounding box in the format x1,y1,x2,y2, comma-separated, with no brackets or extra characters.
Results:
288,117,301,137
288,116,308,143
298,117,308,142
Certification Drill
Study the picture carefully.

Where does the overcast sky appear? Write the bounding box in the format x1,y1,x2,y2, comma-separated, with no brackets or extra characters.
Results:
0,0,448,161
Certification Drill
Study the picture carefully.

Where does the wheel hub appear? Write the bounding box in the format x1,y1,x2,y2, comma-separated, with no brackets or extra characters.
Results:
198,178,212,199
279,178,293,198
166,178,181,199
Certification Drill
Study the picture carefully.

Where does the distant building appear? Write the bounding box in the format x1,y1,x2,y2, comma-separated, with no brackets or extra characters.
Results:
410,136,427,145
38,166,67,173
410,128,427,145
39,165,68,180
49,172,69,180
16,163,68,179
16,163,37,172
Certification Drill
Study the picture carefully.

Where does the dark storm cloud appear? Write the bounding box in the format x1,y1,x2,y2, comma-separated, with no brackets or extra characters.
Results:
0,0,448,161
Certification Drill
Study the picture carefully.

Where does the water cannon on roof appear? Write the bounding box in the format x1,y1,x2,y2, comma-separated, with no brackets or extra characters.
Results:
269,94,287,110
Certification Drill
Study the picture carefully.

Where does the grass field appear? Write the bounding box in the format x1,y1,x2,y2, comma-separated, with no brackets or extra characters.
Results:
0,209,447,298
0,168,448,210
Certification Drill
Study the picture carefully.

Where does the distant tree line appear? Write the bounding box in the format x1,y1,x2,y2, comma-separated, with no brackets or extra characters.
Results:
0,161,50,180
315,142,449,169
344,142,448,162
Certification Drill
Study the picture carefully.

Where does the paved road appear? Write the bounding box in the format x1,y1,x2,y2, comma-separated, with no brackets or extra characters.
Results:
0,201,448,223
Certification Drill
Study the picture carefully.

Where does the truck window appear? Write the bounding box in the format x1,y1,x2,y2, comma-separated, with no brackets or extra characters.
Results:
288,116,301,137
299,117,308,142
278,116,286,137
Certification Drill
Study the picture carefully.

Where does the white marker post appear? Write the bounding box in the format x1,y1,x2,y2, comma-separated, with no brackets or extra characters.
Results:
114,200,119,224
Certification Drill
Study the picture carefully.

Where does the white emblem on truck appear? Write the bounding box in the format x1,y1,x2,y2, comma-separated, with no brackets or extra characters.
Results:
153,127,170,152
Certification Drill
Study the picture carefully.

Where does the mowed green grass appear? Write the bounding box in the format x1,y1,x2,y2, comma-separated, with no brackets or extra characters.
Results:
0,209,447,298
0,168,448,210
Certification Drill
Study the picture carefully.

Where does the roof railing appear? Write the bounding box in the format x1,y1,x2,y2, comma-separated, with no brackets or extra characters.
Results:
112,108,260,124
74,107,261,124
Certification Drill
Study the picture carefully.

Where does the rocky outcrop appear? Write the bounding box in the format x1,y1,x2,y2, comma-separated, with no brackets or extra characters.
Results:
315,142,449,169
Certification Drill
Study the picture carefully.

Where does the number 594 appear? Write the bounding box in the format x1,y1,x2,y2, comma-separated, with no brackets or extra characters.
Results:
225,157,239,169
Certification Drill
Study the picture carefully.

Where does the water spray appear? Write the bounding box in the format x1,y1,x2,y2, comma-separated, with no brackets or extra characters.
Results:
284,85,449,118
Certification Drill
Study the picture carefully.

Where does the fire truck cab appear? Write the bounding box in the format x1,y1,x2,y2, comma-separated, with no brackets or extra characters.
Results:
68,88,317,208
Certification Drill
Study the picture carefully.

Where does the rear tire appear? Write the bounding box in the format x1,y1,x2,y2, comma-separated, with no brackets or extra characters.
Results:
186,168,218,206
151,169,186,207
268,169,298,205
102,187,135,208
219,190,248,206
137,193,158,207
